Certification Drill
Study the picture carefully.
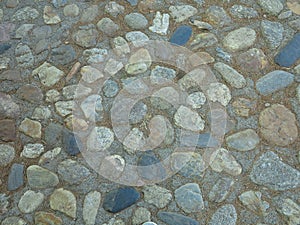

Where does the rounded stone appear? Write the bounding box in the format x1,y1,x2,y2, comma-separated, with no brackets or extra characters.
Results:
186,92,206,108
87,126,114,151
226,129,260,151
125,13,148,29
63,4,79,17
259,104,298,146
206,82,231,106
50,188,76,218
27,165,59,189
0,144,15,167
18,190,44,213
1,217,27,225
21,143,44,159
223,27,256,52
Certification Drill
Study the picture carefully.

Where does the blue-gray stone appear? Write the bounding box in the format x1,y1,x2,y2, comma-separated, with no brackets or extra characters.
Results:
216,47,231,62
63,130,81,156
138,151,166,181
52,0,67,8
0,44,11,54
209,204,237,225
170,25,192,46
126,0,138,6
180,132,219,148
256,70,294,96
103,187,140,213
250,151,300,191
7,163,24,191
158,211,199,225
275,33,300,67
44,123,62,147
50,45,76,66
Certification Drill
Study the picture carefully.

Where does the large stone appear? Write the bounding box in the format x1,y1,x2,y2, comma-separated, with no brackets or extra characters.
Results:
72,27,98,48
19,118,42,139
261,20,283,49
33,62,65,87
15,43,34,68
7,163,24,191
209,204,237,225
143,185,172,209
58,159,91,184
55,101,74,117
27,165,59,189
80,5,98,23
87,126,114,151
238,190,269,215
0,119,16,142
50,45,76,66
175,183,204,213
158,212,199,225
250,151,300,190
125,13,148,29
257,0,283,15
259,104,298,146
18,190,44,213
169,5,198,22
206,82,231,106
169,25,192,46
0,144,15,167
21,143,44,159
63,4,79,17
226,129,259,151
12,7,39,21
230,5,259,19
174,106,205,132
50,188,76,218
223,27,256,52
83,191,101,225
125,31,149,47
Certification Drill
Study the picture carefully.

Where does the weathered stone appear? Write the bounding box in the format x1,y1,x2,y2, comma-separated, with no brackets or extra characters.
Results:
19,118,42,139
97,18,120,36
226,129,259,151
32,106,51,121
83,191,101,225
18,190,44,213
105,1,125,17
206,6,231,27
191,33,218,49
83,48,108,64
239,190,269,215
12,7,39,21
43,6,61,24
15,43,34,68
287,0,300,15
257,0,283,15
209,204,237,225
125,48,152,75
21,143,44,159
132,207,151,225
261,20,283,49
33,62,65,87
80,65,103,83
50,45,76,66
125,13,148,29
0,93,20,119
35,211,62,225
55,101,74,117
1,217,27,225
72,27,98,48
111,36,130,57
27,165,59,189
87,126,114,151
125,31,149,47
39,147,61,165
58,159,91,184
149,12,169,35
143,185,172,208
223,27,256,52
16,84,43,103
169,5,197,22
46,89,60,103
206,82,231,106
209,177,234,203
104,59,123,76
232,98,256,117
278,198,300,225
63,4,79,17
80,5,98,23
7,163,24,191
174,106,205,131
50,188,76,218
158,212,199,225
0,120,16,142
230,5,259,18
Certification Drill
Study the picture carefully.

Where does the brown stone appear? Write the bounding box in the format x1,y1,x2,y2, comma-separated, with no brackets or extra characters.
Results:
0,119,16,141
19,118,42,139
232,98,256,117
16,84,43,103
259,104,298,146
0,70,22,81
35,211,62,225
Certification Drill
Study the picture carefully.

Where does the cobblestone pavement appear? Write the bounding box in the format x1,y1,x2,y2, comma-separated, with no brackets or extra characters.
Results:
0,0,300,224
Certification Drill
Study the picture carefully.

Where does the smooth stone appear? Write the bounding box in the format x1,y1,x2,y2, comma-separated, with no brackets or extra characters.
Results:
50,45,76,66
143,185,172,209
6,0,19,8
125,48,152,75
103,79,119,98
72,27,98,48
206,82,231,106
223,27,256,52
21,143,44,159
226,129,260,151
169,5,197,22
27,165,59,189
58,159,91,184
275,33,300,67
7,163,24,191
209,204,237,225
149,12,169,35
191,33,218,49
87,126,114,151
0,70,22,81
132,207,151,225
230,5,259,18
1,217,27,225
62,130,81,156
158,211,199,225
35,211,62,225
206,5,231,27
50,188,76,218
169,25,192,46
250,151,300,190
80,65,103,83
125,13,148,29
0,44,11,54
105,1,125,17
80,5,98,23
174,106,205,132
256,70,294,96
239,190,269,215
0,120,16,142
214,62,246,88
261,20,283,49
63,4,79,17
175,183,204,213
125,31,149,47
19,118,41,139
52,0,67,8
16,84,43,103
18,190,44,213
257,0,283,15
142,223,157,225
83,191,101,225
33,62,64,87
103,187,140,213
97,17,120,36
209,177,234,203
83,48,108,64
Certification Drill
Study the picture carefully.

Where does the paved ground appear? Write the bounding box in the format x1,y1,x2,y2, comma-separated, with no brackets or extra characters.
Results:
0,0,300,224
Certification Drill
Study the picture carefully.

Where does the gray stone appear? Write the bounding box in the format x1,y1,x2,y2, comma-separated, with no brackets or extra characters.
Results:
83,191,101,225
209,204,237,225
132,207,151,225
58,159,91,184
125,13,148,29
257,0,283,15
97,18,120,36
15,24,34,39
19,118,42,139
80,5,98,23
39,147,61,165
206,6,232,27
174,106,205,131
129,101,148,124
150,66,176,84
80,95,103,120
125,48,151,75
206,82,231,106
21,143,44,159
239,191,269,215
80,65,103,83
27,165,59,189
32,106,52,120
158,212,199,225
55,101,74,117
105,1,125,17
175,183,204,213
52,0,67,8
149,12,169,35
278,10,293,19
226,129,259,151
123,128,144,153
72,27,98,48
18,190,44,213
111,36,130,56
125,31,149,47
0,193,9,214
230,5,259,18
44,123,63,147
83,48,108,64
0,93,20,119
103,79,119,97
186,92,206,109
87,126,114,151
50,188,76,218
46,89,60,103
278,198,300,225
12,7,39,21
104,58,124,75
223,27,256,52
250,151,300,190
63,4,80,17
33,62,65,87
214,62,246,88
190,20,213,30
6,0,19,8
1,217,27,225
62,84,92,100
0,144,15,167
143,185,172,208
191,33,218,49
256,70,294,96
15,43,34,68
50,45,76,66
43,6,61,24
169,5,198,22
16,84,43,103
142,223,157,225
261,20,283,49
0,57,10,70
209,177,234,203
7,163,24,191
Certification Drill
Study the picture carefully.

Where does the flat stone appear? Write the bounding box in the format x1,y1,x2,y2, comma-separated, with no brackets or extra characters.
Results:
103,187,140,213
169,5,197,23
278,198,300,225
206,82,231,106
174,106,205,131
87,126,114,151
223,27,256,52
7,163,24,191
0,56,10,70
83,48,108,64
257,0,283,15
250,151,300,190
72,27,98,48
43,6,61,24
0,70,22,81
125,48,152,75
127,0,138,6
175,183,204,213
62,130,81,156
16,84,43,103
46,89,60,103
83,191,101,225
80,94,103,120
62,84,91,100
50,188,76,218
55,101,74,117
39,147,61,165
259,104,298,146
125,31,149,47
32,106,51,121
44,123,62,148
239,190,269,215
33,62,64,87
0,93,20,119
35,211,62,225
230,5,259,18
209,204,237,225
125,13,148,29
58,159,91,184
97,18,120,36
80,5,98,23
0,44,11,55
21,143,44,159
143,185,172,209
104,59,124,76
6,0,19,8
226,129,259,151
149,12,169,35
129,101,147,124
169,25,192,46
27,165,59,189
18,190,44,213
191,33,218,49
275,33,300,67
15,43,34,68
261,20,283,49
63,4,79,17
256,70,294,96
210,148,242,176
232,98,257,117
111,36,130,57
12,7,39,21
1,217,27,225
0,119,16,142
80,65,103,83
186,92,206,109
157,212,199,225
209,177,234,203
50,45,76,66
19,118,42,139
0,23,14,42
214,62,246,88
206,6,232,27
